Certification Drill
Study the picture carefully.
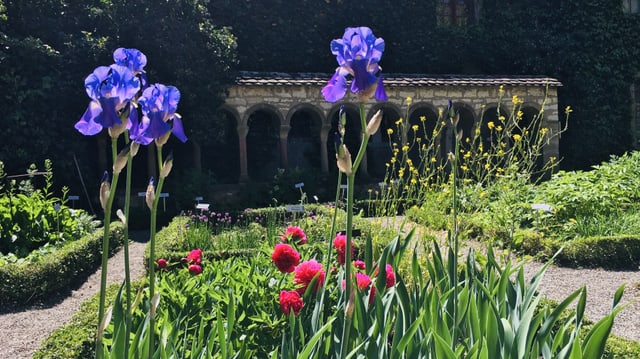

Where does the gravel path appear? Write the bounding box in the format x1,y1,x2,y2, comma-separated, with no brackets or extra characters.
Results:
0,234,148,359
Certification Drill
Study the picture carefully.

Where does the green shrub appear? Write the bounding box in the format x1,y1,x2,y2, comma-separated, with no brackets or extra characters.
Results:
0,222,125,306
555,236,640,269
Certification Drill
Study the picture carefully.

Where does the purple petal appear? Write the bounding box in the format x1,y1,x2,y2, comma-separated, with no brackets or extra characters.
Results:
74,101,104,135
113,48,147,74
322,70,347,103
171,116,188,143
350,59,378,94
374,76,388,102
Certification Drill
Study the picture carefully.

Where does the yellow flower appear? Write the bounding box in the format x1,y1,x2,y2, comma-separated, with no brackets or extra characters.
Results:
402,145,409,152
420,115,426,122
497,149,504,156
565,106,573,114
412,124,419,132
499,115,506,122
517,110,523,119
463,152,471,159
484,163,491,170
487,121,495,130
497,167,504,173
499,85,505,94
480,191,486,198
496,125,503,132
550,156,556,162
406,96,412,105
431,157,437,163
540,128,549,135
416,137,422,143
387,128,394,135
390,157,396,164
461,165,468,171
395,118,403,126
385,162,390,167
512,95,519,104
410,178,417,185
513,134,522,141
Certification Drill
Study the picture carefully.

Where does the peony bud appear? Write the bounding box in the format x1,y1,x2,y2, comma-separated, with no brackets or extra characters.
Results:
99,171,110,212
145,177,155,210
113,145,131,174
159,152,174,179
366,109,383,136
336,144,353,175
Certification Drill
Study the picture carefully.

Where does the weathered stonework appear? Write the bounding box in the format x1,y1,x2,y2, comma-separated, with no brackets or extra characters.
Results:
222,72,561,182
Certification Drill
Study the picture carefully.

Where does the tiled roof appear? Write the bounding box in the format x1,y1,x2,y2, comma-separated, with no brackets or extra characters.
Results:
235,71,562,87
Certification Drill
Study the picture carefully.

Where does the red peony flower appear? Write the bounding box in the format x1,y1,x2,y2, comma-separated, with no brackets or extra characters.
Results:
333,233,353,266
271,243,300,273
157,258,168,269
293,259,325,295
353,260,366,271
188,264,202,275
280,226,307,245
374,264,396,288
279,290,304,315
342,272,372,291
186,248,202,264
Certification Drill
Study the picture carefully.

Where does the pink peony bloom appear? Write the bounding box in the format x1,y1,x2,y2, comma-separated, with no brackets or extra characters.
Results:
333,233,353,266
342,273,372,291
271,243,300,273
186,248,202,265
353,260,366,271
280,226,307,245
293,259,325,295
157,258,168,269
374,264,396,288
279,290,304,315
188,264,202,275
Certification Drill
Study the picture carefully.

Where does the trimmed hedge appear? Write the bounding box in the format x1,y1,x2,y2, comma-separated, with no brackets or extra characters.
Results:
555,235,640,269
0,222,125,307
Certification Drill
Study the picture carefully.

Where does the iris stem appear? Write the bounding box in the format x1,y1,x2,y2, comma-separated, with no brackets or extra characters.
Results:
96,138,121,359
339,103,371,358
122,134,133,359
147,144,165,359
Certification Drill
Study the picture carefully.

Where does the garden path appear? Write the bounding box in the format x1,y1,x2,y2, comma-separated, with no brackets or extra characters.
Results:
381,216,640,343
0,232,149,359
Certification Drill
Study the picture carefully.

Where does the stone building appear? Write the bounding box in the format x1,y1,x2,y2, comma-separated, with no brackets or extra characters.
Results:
218,71,562,183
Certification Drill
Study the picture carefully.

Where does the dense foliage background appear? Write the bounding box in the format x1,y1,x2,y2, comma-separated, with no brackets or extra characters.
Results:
2,0,640,200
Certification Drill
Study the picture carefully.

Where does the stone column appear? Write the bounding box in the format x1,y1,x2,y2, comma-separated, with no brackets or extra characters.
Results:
320,125,331,173
279,125,290,170
238,124,249,183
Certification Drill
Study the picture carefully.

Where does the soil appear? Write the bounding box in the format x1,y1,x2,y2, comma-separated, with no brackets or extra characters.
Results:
0,224,638,359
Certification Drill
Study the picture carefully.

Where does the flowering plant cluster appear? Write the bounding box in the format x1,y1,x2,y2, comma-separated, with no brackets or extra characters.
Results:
271,225,396,317
155,248,203,275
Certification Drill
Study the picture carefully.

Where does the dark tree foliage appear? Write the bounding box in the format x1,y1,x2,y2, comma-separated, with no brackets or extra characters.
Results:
0,0,237,191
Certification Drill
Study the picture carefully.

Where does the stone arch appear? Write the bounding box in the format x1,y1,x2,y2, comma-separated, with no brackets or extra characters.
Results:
326,104,361,174
245,104,283,181
210,106,241,183
367,104,402,180
286,104,324,172
441,102,476,159
408,102,440,169
480,104,509,153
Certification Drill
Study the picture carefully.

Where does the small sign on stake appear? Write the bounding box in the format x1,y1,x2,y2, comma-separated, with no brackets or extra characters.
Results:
196,203,210,211
294,182,304,189
286,204,305,213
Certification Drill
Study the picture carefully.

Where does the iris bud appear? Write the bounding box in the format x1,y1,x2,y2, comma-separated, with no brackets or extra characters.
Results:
116,209,126,225
336,144,353,175
366,109,383,136
160,152,174,179
113,145,131,174
145,177,155,210
155,131,171,147
130,142,140,157
99,171,110,211
108,121,127,139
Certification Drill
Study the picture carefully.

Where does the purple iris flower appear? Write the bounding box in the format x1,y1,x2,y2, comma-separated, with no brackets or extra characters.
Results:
130,84,187,145
114,48,148,86
322,27,387,103
74,64,141,136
